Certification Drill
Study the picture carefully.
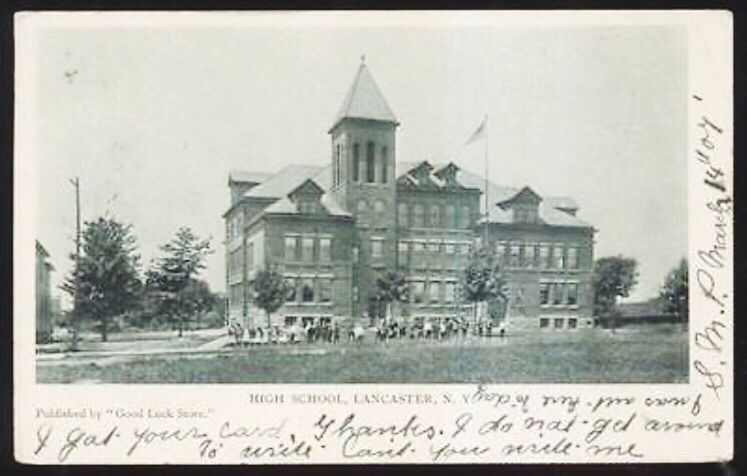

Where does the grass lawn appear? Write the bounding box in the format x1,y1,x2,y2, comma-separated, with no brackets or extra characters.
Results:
37,324,688,384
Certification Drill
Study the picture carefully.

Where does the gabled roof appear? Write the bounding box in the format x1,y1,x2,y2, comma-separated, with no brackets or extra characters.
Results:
397,161,477,192
243,164,326,199
330,62,398,131
228,170,272,185
262,192,351,218
497,186,543,209
396,161,589,228
288,178,324,200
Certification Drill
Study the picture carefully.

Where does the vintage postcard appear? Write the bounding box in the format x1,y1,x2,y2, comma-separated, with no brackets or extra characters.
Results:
14,11,732,464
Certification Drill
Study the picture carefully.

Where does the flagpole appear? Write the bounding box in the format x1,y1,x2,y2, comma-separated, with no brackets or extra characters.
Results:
483,115,489,244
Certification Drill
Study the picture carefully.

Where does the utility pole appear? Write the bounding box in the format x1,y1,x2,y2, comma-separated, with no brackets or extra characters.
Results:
70,177,81,260
69,177,81,349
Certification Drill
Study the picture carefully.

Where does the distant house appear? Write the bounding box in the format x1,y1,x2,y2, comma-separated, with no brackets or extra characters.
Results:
615,299,677,325
224,61,596,332
35,241,54,343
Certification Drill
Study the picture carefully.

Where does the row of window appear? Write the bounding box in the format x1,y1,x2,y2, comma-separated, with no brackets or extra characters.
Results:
398,202,473,229
496,242,583,270
398,240,472,262
284,235,332,262
285,277,333,303
539,317,579,329
409,280,459,304
539,281,580,306
333,141,389,187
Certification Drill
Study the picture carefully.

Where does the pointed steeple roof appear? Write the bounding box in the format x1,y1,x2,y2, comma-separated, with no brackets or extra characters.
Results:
330,60,398,132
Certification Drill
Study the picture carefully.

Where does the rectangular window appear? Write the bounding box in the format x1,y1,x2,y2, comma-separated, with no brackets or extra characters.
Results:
412,281,425,304
428,281,441,303
319,238,331,261
398,241,409,263
555,246,566,269
285,278,297,302
302,237,314,262
285,315,298,327
569,247,580,269
553,283,565,305
554,318,564,329
496,242,506,264
539,318,550,329
568,318,577,329
567,283,578,305
540,244,550,269
371,238,384,259
539,283,550,305
319,278,332,302
247,242,254,268
444,282,455,303
461,243,471,255
284,236,297,261
366,142,376,183
526,245,537,268
509,243,520,268
428,240,440,253
301,278,315,302
444,243,455,254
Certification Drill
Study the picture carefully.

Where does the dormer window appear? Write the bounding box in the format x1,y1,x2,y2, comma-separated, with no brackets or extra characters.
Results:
434,163,460,187
498,186,542,225
288,179,324,215
299,201,316,214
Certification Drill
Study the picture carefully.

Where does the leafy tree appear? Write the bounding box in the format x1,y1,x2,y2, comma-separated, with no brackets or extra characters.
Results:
460,245,507,325
181,279,217,327
371,270,409,325
253,267,289,333
147,227,212,336
61,217,142,343
592,256,639,331
660,258,688,323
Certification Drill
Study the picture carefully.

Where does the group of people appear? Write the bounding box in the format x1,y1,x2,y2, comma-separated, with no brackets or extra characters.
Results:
228,317,506,346
369,317,506,342
227,320,341,346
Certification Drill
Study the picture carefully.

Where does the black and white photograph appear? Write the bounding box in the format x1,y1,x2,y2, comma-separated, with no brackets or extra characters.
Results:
13,11,733,465
26,15,694,385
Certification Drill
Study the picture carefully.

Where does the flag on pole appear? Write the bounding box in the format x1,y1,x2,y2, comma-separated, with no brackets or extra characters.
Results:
465,115,487,145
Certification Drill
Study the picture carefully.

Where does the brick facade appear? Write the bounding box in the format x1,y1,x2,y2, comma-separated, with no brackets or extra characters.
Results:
224,62,595,332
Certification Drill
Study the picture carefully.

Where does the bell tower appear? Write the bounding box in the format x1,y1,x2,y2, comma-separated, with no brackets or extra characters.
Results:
329,58,399,321
329,58,398,211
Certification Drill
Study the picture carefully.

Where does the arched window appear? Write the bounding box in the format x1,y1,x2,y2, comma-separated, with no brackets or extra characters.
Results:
445,204,456,228
366,141,376,183
381,146,388,183
357,199,368,213
335,144,342,186
352,143,360,182
429,205,441,228
413,204,425,228
398,203,409,227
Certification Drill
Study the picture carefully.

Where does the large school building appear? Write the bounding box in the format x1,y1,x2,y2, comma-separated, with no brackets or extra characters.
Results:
224,61,595,332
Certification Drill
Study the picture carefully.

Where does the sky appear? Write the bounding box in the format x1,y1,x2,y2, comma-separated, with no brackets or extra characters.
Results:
29,15,688,306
